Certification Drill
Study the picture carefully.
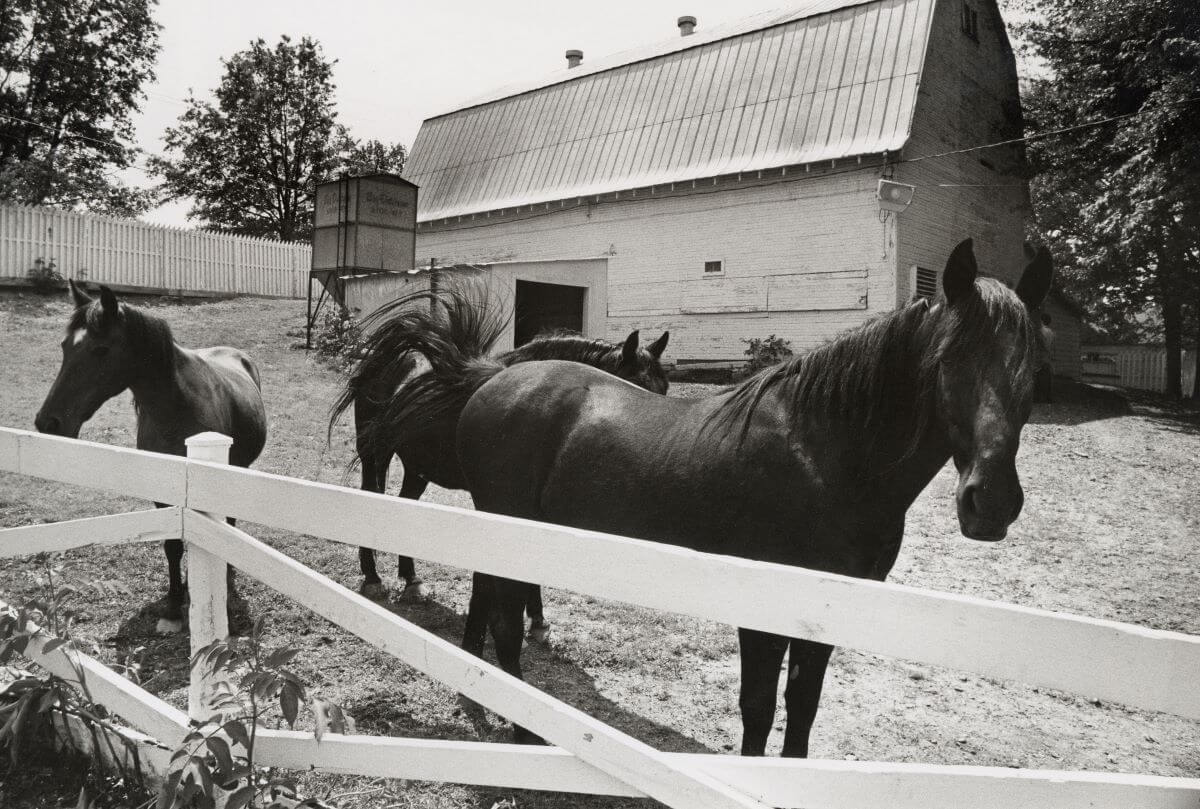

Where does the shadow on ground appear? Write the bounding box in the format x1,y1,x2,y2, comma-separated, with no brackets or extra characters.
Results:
1030,380,1132,426
351,591,713,754
1123,388,1200,436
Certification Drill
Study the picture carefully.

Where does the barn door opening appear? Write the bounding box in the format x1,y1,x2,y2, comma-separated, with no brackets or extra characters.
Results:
514,280,586,346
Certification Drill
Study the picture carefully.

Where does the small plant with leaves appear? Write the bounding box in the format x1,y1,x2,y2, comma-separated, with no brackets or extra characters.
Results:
26,257,64,294
0,556,147,804
312,305,365,371
742,334,794,376
161,616,353,809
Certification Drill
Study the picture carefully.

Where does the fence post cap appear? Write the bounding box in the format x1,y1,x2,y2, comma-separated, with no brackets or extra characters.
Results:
185,432,234,448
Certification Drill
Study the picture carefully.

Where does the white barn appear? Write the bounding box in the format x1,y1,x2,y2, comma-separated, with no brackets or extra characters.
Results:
403,0,1081,377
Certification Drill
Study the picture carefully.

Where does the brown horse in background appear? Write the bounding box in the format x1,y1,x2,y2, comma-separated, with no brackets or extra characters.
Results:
35,282,267,633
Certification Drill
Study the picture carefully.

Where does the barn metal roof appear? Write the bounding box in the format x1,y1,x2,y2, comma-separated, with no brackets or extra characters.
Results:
406,0,935,222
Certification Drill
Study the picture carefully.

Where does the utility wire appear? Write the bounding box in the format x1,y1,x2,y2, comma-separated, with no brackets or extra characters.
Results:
426,95,1200,232
901,95,1200,165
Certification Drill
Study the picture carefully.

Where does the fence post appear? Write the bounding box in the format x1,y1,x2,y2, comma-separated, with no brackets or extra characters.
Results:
185,432,233,721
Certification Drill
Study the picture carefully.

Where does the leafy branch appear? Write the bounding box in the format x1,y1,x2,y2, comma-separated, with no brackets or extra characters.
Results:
0,554,148,805
159,616,353,809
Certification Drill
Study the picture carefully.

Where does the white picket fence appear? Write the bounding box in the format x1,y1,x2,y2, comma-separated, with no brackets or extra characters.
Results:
1082,345,1198,394
0,204,311,298
1,425,1199,808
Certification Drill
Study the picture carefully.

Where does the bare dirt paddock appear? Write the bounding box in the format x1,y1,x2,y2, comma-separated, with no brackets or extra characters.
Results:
1,291,1197,808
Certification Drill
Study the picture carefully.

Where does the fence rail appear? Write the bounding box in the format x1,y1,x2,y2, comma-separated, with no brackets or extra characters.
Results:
0,203,311,298
1,425,1199,808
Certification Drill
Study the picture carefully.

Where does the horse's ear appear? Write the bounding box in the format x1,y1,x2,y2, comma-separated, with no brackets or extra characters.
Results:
621,330,640,366
943,239,978,304
68,279,92,309
647,331,669,359
1016,245,1054,310
99,285,120,322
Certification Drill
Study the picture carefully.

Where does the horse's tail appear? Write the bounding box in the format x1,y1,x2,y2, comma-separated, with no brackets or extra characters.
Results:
327,278,510,450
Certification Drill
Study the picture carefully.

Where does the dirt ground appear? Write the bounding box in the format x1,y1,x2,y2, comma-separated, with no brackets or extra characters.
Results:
1,290,1197,808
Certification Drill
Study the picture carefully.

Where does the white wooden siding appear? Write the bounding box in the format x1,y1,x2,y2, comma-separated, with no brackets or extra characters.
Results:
0,204,311,298
417,169,895,361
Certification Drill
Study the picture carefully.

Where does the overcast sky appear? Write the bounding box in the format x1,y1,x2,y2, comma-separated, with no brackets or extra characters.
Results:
131,0,1029,228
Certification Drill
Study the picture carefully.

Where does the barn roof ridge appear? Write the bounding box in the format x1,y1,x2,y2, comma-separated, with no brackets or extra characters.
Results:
432,0,881,120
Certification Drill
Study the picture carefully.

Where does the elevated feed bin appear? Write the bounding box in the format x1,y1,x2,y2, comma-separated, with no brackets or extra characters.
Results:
307,173,418,346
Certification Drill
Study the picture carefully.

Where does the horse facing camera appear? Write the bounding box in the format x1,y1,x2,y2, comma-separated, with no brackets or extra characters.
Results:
877,179,916,212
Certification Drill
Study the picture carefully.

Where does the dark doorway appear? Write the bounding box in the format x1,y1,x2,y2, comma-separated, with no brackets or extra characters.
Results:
514,281,586,346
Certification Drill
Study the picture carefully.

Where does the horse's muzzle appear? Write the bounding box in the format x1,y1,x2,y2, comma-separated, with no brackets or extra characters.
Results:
956,478,1022,542
34,412,79,438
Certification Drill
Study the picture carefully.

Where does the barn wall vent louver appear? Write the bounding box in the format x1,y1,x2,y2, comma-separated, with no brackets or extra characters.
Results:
912,266,938,299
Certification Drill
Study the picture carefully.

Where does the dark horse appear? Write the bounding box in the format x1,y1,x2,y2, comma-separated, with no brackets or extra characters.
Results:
35,282,267,633
331,282,669,631
444,239,1053,754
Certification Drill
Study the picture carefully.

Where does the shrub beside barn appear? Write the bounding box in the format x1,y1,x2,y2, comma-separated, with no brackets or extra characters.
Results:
402,0,1082,378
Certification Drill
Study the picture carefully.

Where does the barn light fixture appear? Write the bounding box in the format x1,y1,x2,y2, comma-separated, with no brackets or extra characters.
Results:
877,179,915,212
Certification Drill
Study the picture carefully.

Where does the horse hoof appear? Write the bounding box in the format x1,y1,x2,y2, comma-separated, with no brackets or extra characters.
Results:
360,582,388,601
528,623,551,644
400,581,431,601
155,617,184,635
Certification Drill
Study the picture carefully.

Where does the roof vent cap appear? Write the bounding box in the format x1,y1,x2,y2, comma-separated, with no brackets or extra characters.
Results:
565,49,583,68
678,16,697,36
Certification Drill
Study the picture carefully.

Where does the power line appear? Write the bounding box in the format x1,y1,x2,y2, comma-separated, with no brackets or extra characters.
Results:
901,95,1200,165
425,95,1200,232
0,111,162,175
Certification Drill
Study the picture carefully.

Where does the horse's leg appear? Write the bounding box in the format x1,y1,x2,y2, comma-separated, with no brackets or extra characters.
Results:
737,627,789,755
225,516,248,633
157,537,186,635
357,450,389,600
526,584,549,643
462,572,493,658
489,577,545,745
396,473,430,601
781,639,835,758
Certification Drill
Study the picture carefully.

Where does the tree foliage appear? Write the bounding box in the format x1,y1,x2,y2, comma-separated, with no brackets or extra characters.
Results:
339,136,406,177
0,0,159,215
153,36,347,242
1018,0,1200,396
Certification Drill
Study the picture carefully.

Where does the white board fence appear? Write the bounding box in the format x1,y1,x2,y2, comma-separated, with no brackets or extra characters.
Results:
0,203,311,298
1,425,1199,808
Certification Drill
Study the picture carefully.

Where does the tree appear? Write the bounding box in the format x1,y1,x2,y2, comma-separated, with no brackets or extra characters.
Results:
339,136,406,176
1018,0,1200,398
0,0,159,215
152,36,345,242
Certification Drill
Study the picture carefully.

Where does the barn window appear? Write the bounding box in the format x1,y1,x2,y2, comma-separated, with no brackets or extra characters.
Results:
704,260,724,275
912,266,938,300
961,2,979,41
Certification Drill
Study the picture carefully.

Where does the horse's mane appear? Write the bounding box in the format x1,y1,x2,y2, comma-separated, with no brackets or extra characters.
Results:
503,332,624,370
711,279,1039,457
69,299,177,376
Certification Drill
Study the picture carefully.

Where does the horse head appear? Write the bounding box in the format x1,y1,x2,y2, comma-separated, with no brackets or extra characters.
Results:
933,239,1053,541
35,282,149,438
617,329,671,394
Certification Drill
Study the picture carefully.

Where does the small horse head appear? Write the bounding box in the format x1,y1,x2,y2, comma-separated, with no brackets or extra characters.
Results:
934,239,1053,541
617,330,671,394
35,282,165,438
